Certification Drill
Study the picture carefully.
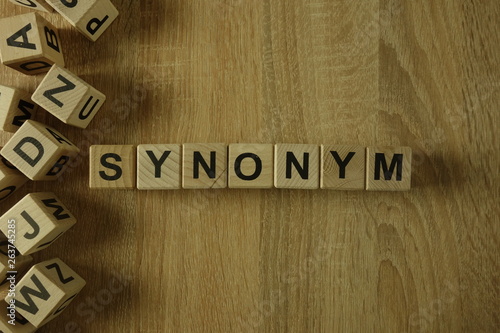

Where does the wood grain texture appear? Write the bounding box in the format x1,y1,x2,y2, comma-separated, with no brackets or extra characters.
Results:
0,0,498,332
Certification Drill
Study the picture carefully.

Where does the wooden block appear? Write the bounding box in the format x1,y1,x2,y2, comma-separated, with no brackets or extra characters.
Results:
8,0,53,13
0,120,80,181
228,144,273,189
0,153,29,202
0,192,77,255
274,144,319,189
137,144,181,190
0,85,39,133
0,300,36,333
0,234,33,294
182,144,227,189
90,145,136,189
46,0,119,41
321,145,366,190
5,258,86,328
0,13,64,75
32,64,106,129
366,146,412,191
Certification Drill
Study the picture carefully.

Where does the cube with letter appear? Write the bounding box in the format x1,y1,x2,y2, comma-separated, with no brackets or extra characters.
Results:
228,144,274,189
321,145,366,190
137,144,181,190
0,152,29,202
0,300,36,333
182,143,227,189
0,84,39,133
90,145,136,189
274,144,319,189
0,234,33,293
8,0,53,12
366,146,412,191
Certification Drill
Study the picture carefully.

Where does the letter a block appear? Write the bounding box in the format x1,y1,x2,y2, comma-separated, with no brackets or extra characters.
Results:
321,145,365,190
228,144,274,189
0,13,64,75
183,143,227,189
275,144,319,189
46,0,119,41
8,0,53,13
137,144,181,190
0,154,29,202
0,85,39,133
5,258,86,328
32,64,106,129
0,300,36,333
90,145,136,189
0,120,80,181
366,146,412,191
0,192,76,255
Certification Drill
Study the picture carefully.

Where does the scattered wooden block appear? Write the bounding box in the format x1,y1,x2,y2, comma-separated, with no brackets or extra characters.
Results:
0,235,33,294
46,0,119,41
8,0,53,13
321,145,366,190
137,144,181,190
0,300,36,333
228,144,273,189
5,258,86,328
0,153,29,202
0,120,80,181
0,13,64,75
31,64,106,129
182,144,227,189
0,192,77,255
274,144,319,189
90,145,136,189
366,146,412,191
0,84,39,133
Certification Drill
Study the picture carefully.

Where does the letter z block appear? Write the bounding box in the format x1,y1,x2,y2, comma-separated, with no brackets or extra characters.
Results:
275,144,319,189
0,120,80,181
321,145,365,190
183,143,227,189
8,0,53,12
90,145,136,189
0,192,76,255
0,84,39,133
228,144,273,189
0,154,29,202
0,300,36,333
5,258,86,328
137,144,181,190
32,64,106,129
0,13,64,75
366,146,412,191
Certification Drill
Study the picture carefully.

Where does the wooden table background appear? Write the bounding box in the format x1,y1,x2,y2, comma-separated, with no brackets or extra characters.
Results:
0,0,498,332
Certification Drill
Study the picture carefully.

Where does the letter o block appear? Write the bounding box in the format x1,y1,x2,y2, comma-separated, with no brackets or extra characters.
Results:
0,85,39,133
0,13,64,75
8,0,54,12
0,154,29,202
228,144,274,189
0,120,80,181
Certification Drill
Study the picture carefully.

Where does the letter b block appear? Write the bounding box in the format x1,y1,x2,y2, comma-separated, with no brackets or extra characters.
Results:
0,84,39,133
90,145,136,189
366,146,412,191
0,120,80,181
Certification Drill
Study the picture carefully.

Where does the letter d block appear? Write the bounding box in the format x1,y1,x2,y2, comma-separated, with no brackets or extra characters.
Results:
0,120,80,181
90,145,136,189
8,0,53,13
0,84,39,133
0,193,76,255
5,258,86,328
366,146,412,191
0,154,29,202
0,13,64,75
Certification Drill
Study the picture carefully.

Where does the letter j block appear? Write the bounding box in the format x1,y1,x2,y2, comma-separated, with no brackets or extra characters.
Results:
90,145,136,189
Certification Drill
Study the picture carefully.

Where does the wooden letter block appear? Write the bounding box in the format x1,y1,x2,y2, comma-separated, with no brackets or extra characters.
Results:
0,120,80,181
46,0,119,41
8,0,53,13
0,85,39,133
182,144,227,189
321,145,366,190
0,300,36,333
0,13,64,75
228,144,273,189
5,258,86,327
274,144,319,189
0,154,29,202
137,144,181,190
366,146,412,191
0,235,33,293
32,64,106,129
0,192,77,255
90,145,136,189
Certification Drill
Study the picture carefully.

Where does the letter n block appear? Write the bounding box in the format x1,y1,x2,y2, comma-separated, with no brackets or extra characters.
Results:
275,144,319,189
366,146,412,191
228,144,273,189
0,84,39,133
137,144,181,190
0,300,36,333
321,145,365,190
0,154,29,202
183,143,227,189
0,120,80,181
0,192,76,255
90,145,136,189
32,64,106,129
0,13,64,75
8,0,53,12
5,258,86,328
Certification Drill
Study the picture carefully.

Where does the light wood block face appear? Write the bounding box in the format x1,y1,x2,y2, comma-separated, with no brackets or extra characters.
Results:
228,144,273,189
182,144,227,189
274,144,319,189
0,192,77,255
321,145,366,190
0,153,29,202
32,64,106,129
0,13,64,75
90,145,136,189
0,85,39,133
366,146,412,191
0,235,33,294
8,0,53,13
0,120,80,181
137,144,181,190
5,258,86,328
46,0,119,41
0,300,36,333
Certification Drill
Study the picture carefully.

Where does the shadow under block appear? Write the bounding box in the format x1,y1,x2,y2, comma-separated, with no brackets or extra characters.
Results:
182,144,227,189
32,64,106,129
274,144,319,189
90,145,136,189
0,300,37,333
5,258,86,328
46,0,119,41
228,144,273,189
321,145,365,190
0,153,29,202
0,120,80,181
0,192,76,255
8,0,53,13
366,146,412,191
137,144,181,190
0,13,64,75
0,85,39,133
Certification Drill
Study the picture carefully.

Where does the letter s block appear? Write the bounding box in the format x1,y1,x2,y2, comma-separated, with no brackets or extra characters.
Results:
0,85,39,133
0,192,76,255
32,64,106,129
8,0,54,13
5,258,86,328
0,120,80,181
366,146,412,191
0,154,29,202
90,145,136,189
0,13,64,75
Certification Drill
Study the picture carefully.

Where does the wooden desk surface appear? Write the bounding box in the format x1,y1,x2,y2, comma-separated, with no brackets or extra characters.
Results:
0,1,498,332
